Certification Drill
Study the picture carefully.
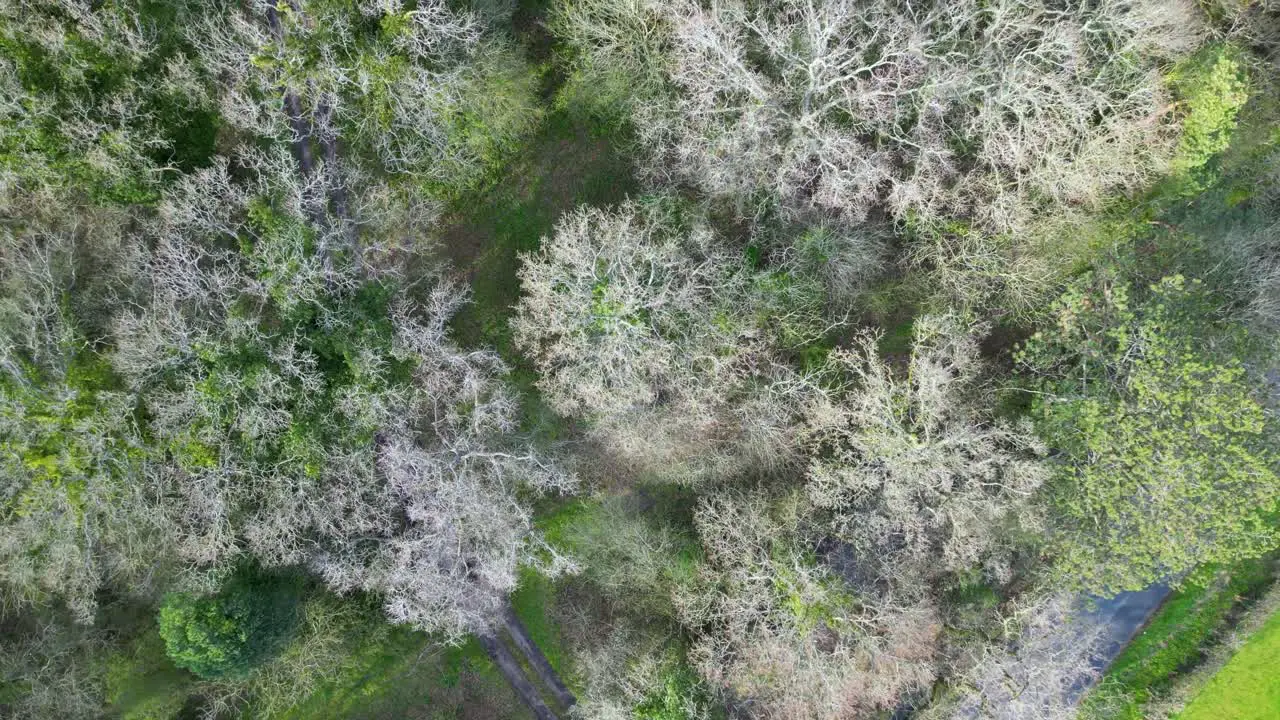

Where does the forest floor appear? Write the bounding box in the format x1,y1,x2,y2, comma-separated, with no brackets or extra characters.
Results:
442,110,636,357
274,104,638,720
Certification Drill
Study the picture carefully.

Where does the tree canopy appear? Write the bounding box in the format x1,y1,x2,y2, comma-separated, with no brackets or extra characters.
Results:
3,0,1280,718
157,572,301,680
1019,273,1280,594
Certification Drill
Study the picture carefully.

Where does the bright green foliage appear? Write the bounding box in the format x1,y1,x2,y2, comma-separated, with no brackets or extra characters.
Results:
0,349,145,620
103,630,192,720
1,354,124,508
157,573,301,680
1019,273,1280,594
1170,45,1250,178
633,659,721,720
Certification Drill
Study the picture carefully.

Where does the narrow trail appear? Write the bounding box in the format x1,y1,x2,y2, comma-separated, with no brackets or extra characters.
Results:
915,582,1174,720
1084,585,1173,674
1067,583,1173,702
263,5,576,717
1008,584,1174,716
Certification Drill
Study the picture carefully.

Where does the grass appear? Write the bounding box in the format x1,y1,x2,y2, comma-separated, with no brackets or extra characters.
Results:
273,624,436,720
1081,558,1275,720
509,566,577,695
442,109,637,357
270,615,525,720
1176,604,1280,720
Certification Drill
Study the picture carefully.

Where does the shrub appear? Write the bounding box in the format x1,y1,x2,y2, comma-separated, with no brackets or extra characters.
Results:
544,497,699,617
157,573,301,680
633,660,721,720
1169,45,1251,178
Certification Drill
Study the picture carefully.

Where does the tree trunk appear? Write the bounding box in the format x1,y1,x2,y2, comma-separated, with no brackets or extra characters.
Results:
315,100,360,260
476,632,560,720
281,91,315,179
503,604,577,710
265,7,316,182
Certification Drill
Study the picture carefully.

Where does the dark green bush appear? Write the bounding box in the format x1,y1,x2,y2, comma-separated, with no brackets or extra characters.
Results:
157,572,302,680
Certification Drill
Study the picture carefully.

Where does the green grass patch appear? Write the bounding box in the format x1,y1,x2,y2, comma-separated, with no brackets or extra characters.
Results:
442,109,637,356
1177,607,1280,720
509,566,575,693
1082,558,1275,719
270,619,518,720
273,625,434,720
102,630,194,720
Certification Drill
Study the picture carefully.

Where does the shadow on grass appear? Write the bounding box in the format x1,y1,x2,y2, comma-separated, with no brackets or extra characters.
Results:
440,109,637,354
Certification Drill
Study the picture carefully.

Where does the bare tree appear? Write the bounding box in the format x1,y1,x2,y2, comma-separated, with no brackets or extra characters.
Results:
804,314,1048,595
0,205,171,621
0,0,214,207
514,199,829,484
679,490,940,719
513,199,740,418
923,591,1108,720
109,150,576,648
557,0,1201,231
315,426,576,641
187,0,540,194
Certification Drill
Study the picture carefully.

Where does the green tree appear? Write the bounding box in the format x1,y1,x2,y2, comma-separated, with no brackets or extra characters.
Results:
157,573,301,680
1169,45,1251,178
1018,273,1280,595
